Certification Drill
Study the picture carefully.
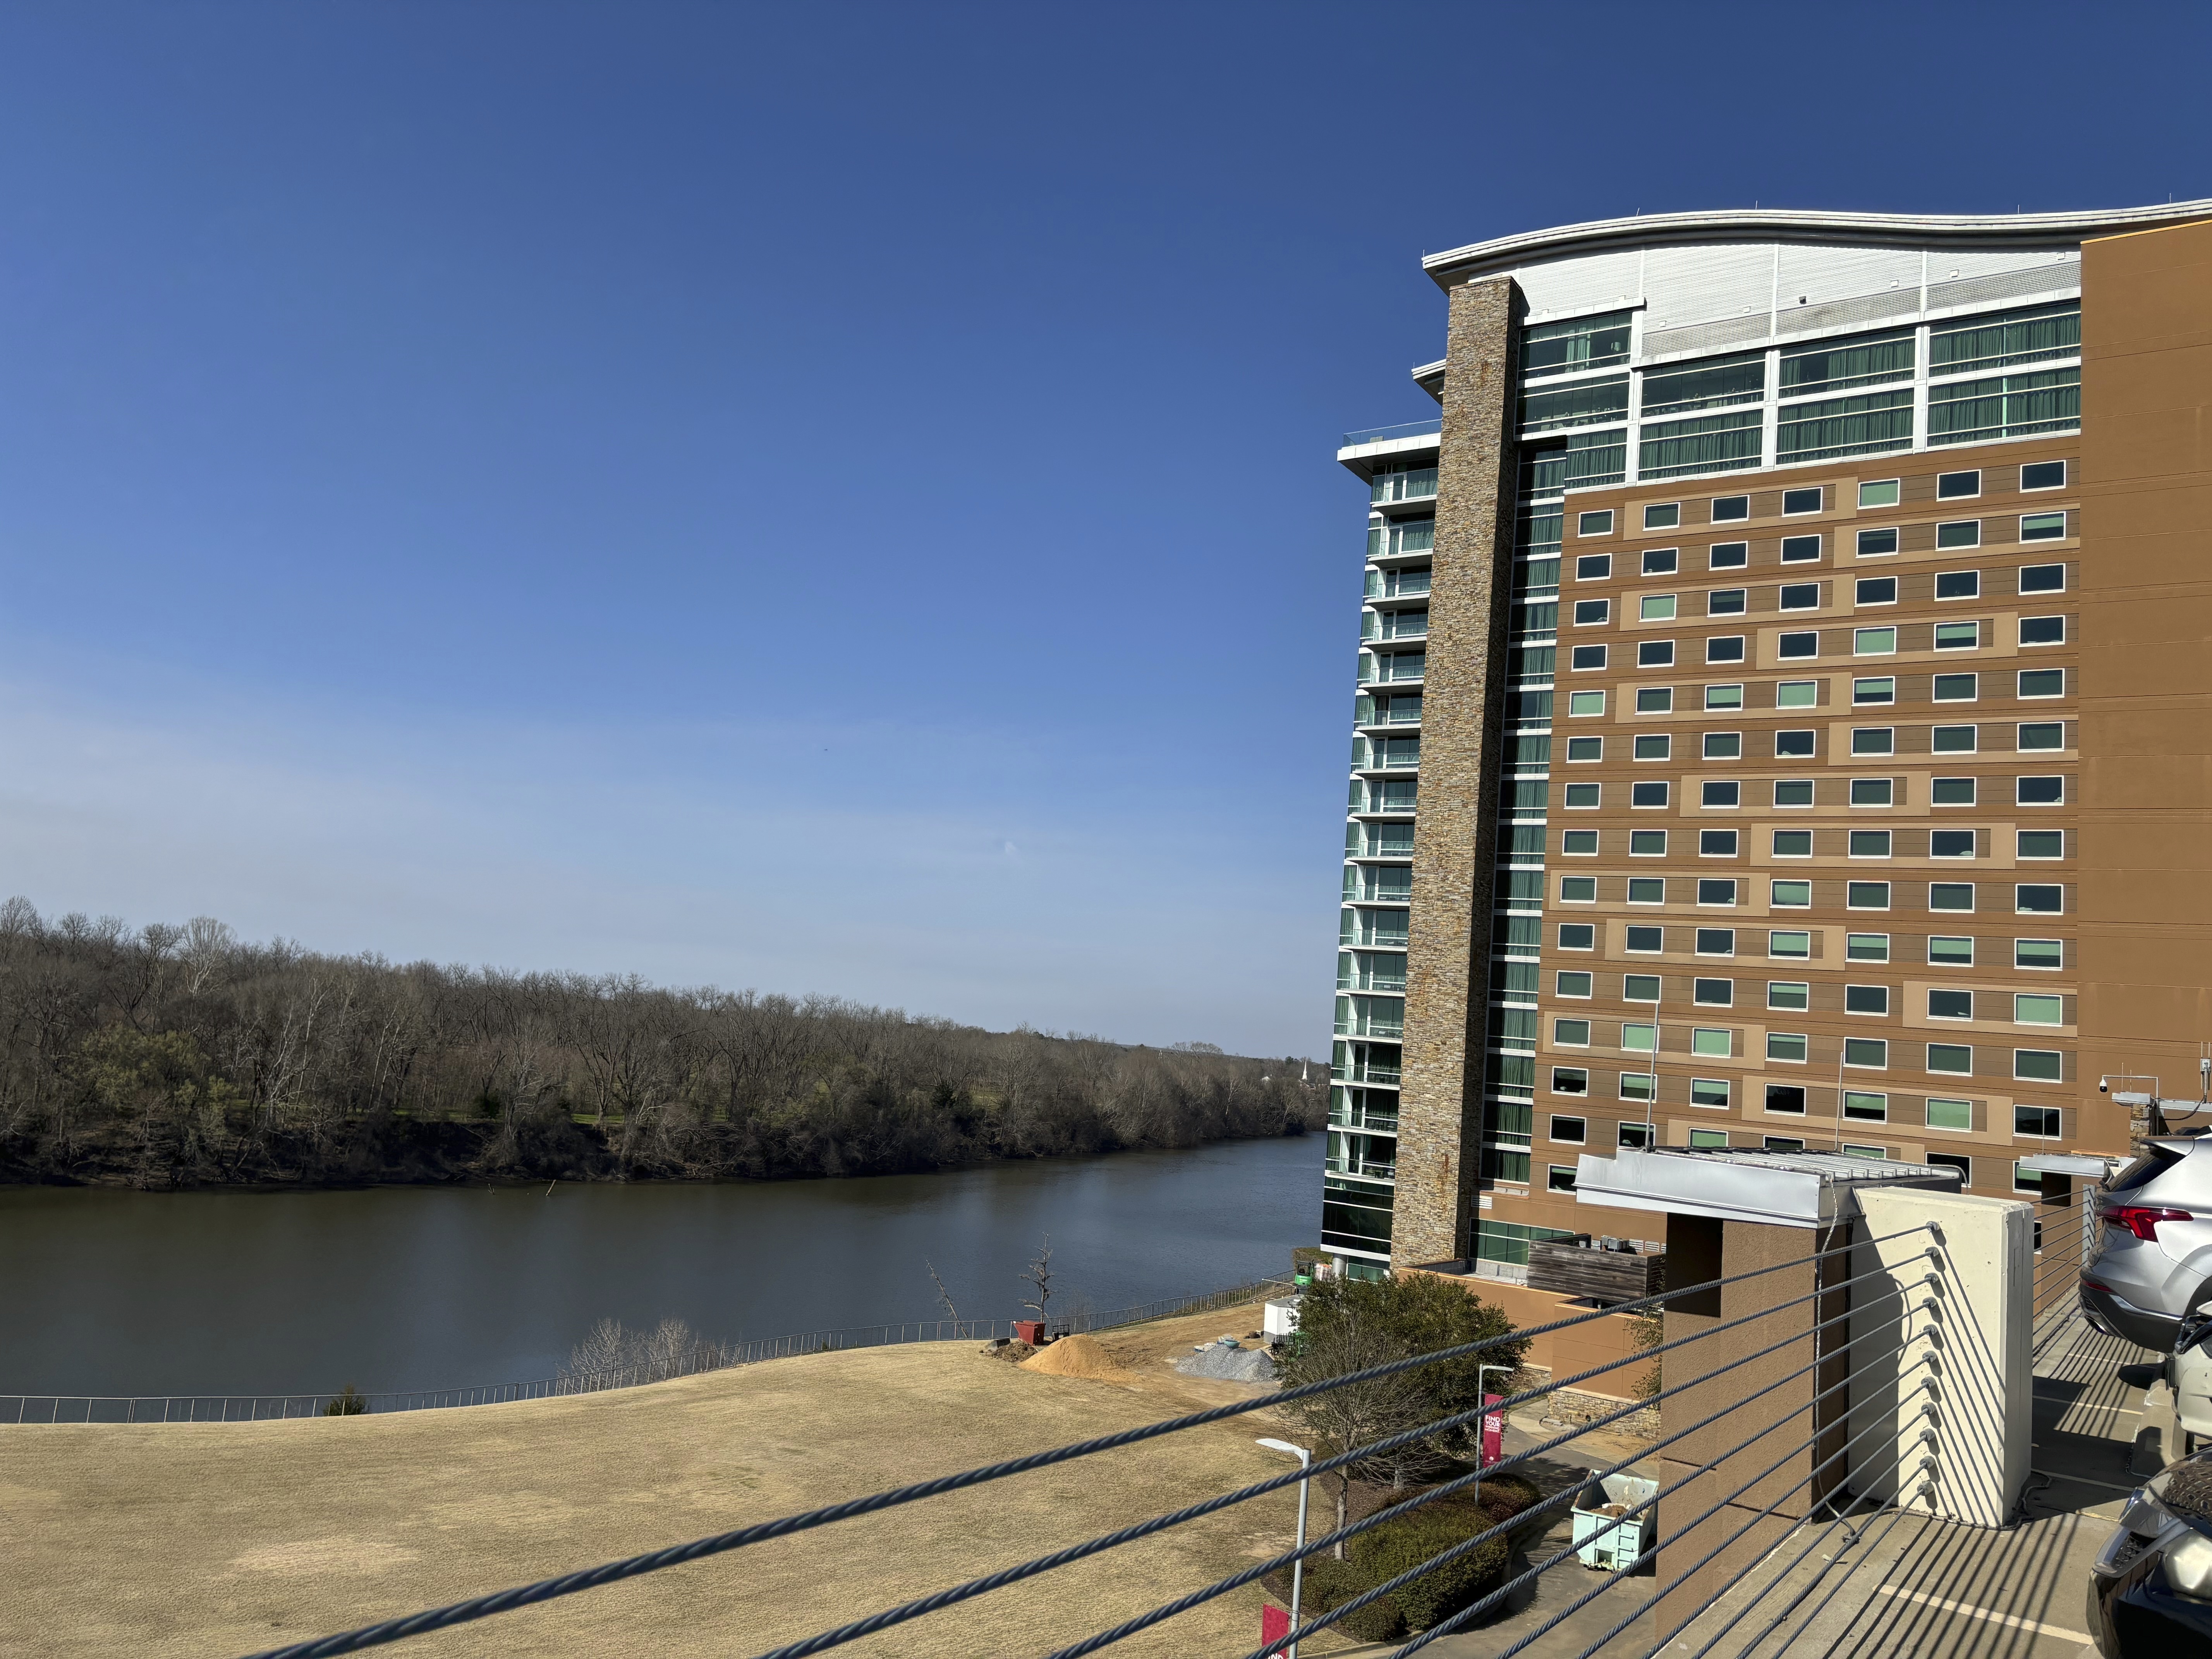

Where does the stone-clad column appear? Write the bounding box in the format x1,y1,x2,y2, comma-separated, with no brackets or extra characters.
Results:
1390,276,1522,1270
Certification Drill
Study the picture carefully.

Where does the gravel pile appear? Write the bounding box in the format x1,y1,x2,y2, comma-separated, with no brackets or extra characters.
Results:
1173,1342,1278,1384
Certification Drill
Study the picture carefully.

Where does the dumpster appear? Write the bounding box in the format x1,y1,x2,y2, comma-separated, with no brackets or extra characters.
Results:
1571,1472,1656,1571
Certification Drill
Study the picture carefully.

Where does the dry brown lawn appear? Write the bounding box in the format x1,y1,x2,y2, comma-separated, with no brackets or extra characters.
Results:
0,1302,1361,1658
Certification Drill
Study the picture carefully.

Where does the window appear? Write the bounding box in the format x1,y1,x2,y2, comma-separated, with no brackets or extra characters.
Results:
1707,588,1747,616
1930,883,1976,912
1640,503,1681,531
1556,971,1594,999
1642,548,1679,575
1633,733,1672,761
2020,512,2067,542
1692,1078,1731,1107
1932,368,2082,446
1563,783,1601,808
1569,690,1606,716
1693,977,1734,1006
1859,479,1901,508
1935,621,1981,650
1850,778,1894,806
1618,1120,1654,1149
2020,563,2066,593
1706,683,1745,711
2016,993,2064,1025
1553,1018,1591,1046
1928,1044,1973,1075
1846,984,1891,1015
1769,931,1811,958
1710,542,1750,569
1936,570,1980,600
1934,673,1978,702
1573,599,1611,626
1931,777,1976,805
1767,1084,1807,1113
1551,1065,1591,1097
2019,615,2066,646
1769,1032,1808,1061
1774,780,1815,806
2018,722,2065,751
2018,668,2065,698
1930,830,1976,858
1849,829,1892,858
1623,973,1661,1001
1705,635,1747,663
1547,1165,1579,1193
1780,582,1821,611
1847,934,1890,963
1561,830,1599,854
2016,1104,2062,1138
1559,876,1597,902
1779,632,1819,659
1843,1087,1888,1118
1927,1097,1973,1131
1929,988,1972,1020
1712,495,1750,522
2022,460,2067,491
1851,727,1894,755
1577,553,1613,580
1626,877,1665,903
1565,736,1604,762
1773,829,1812,856
2016,938,2062,970
1782,487,1825,514
1691,1029,1733,1057
1777,680,1819,709
2014,1049,2064,1083
1932,725,1977,754
1688,1128,1729,1150
1854,626,1897,655
1847,881,1891,910
2009,1161,2045,1194
1702,781,1741,808
1571,644,1609,671
1631,781,1671,808
1698,879,1738,906
2016,883,2063,914
1844,1039,1889,1068
1696,928,1736,955
1703,733,1743,761
1856,528,1899,557
1929,936,1974,966
1640,593,1678,621
1558,923,1596,950
2018,829,2064,859
1771,879,1811,907
1780,534,1823,563
1762,982,1808,1013
1936,520,1982,549
1636,687,1675,713
1622,1022,1657,1052
1937,470,1982,500
1700,829,1740,855
2016,776,2064,806
1550,1114,1588,1144
1628,830,1668,855
1624,926,1663,951
1775,731,1816,759
1855,576,1898,606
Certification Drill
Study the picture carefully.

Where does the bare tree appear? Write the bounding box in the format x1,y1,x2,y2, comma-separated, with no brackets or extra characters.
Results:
1020,1235,1054,1324
927,1260,960,1322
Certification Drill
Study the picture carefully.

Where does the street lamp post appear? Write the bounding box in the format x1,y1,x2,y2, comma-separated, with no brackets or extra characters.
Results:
1255,1437,1311,1658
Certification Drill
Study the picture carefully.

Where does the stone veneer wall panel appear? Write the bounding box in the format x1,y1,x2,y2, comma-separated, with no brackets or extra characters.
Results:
1390,276,1521,1269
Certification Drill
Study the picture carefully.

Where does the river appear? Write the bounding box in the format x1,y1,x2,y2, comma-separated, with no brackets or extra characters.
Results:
0,1134,1321,1398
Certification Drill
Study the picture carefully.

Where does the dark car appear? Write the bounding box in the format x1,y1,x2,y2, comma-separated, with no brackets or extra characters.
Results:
2088,1451,2212,1652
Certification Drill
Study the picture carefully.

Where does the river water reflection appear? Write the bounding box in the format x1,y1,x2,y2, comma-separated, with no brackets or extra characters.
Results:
0,1134,1321,1396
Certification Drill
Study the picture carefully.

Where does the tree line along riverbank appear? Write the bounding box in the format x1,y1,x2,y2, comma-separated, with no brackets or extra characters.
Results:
0,902,1321,1189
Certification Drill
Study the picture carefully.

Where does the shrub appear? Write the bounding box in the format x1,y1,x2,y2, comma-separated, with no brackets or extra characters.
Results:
1352,1506,1511,1630
1299,1558,1408,1642
1476,1472,1540,1524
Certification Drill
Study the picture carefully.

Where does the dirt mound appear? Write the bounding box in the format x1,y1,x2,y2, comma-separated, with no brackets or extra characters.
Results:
1019,1334,1138,1382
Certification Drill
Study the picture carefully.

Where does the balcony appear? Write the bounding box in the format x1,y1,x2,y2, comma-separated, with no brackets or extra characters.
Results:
1342,418,1442,448
1361,611,1430,644
1331,1056,1402,1084
1370,467,1439,505
1324,1154,1398,1179
1329,1103,1400,1132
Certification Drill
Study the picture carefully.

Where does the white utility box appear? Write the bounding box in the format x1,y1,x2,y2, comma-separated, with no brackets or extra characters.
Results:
1262,1297,1300,1339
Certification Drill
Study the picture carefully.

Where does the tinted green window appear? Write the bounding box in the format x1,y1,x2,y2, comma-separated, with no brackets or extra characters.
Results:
1521,375,1631,433
1927,1097,1973,1131
1521,311,1633,379
1930,302,2080,376
1640,409,1764,480
1930,368,2081,446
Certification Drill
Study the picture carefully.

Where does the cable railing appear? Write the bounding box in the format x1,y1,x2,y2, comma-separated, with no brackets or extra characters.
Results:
226,1214,2051,1659
2,1274,1298,1425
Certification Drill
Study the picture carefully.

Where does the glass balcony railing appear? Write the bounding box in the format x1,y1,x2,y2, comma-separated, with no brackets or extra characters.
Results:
1331,1058,1402,1085
1361,612,1430,643
1343,419,1442,448
1326,1155,1398,1179
1370,467,1439,504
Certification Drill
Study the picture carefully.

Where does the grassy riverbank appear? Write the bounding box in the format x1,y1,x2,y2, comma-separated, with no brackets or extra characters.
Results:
0,1302,1334,1657
0,902,1321,1189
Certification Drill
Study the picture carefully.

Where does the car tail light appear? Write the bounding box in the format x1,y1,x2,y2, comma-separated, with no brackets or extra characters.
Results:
2109,1205,2194,1242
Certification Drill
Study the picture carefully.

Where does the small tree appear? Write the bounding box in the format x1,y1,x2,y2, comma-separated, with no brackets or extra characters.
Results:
323,1384,368,1416
1019,1235,1053,1323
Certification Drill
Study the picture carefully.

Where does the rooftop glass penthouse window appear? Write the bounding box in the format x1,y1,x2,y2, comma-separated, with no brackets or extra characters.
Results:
1779,329,1915,398
1522,431,1626,494
1641,352,1765,419
1521,310,1634,380
1520,375,1630,433
1931,301,2081,378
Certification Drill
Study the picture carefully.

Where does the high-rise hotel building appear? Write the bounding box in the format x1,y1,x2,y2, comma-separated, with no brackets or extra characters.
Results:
1324,203,2212,1280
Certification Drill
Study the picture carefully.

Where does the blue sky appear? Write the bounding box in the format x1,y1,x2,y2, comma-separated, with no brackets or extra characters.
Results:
0,3,2202,1057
